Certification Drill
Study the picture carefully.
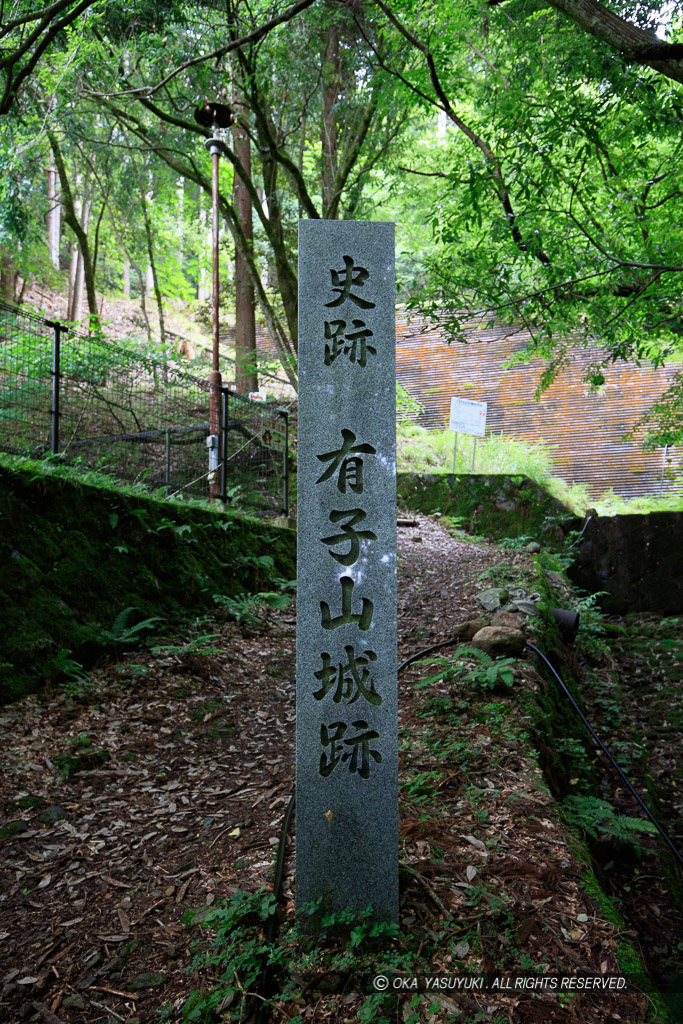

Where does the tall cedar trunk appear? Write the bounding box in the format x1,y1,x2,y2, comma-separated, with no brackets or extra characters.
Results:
48,131,100,330
70,198,91,321
232,90,257,394
259,149,299,344
321,23,341,218
140,187,166,346
136,264,152,341
198,199,210,301
0,250,15,300
47,163,60,269
67,179,81,319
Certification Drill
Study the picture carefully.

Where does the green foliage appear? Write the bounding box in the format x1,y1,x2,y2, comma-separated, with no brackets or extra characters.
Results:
214,589,294,626
53,647,89,684
562,795,658,849
95,606,162,647
151,632,222,658
0,454,295,701
182,888,279,1023
418,647,516,692
396,381,424,425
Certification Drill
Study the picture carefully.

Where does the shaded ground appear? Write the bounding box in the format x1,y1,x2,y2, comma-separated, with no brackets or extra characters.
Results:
0,514,679,1023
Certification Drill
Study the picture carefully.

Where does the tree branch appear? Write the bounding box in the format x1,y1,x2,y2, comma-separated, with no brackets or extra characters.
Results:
545,0,683,86
88,0,317,100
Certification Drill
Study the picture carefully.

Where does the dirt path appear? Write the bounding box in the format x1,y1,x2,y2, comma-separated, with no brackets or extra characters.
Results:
0,515,666,1023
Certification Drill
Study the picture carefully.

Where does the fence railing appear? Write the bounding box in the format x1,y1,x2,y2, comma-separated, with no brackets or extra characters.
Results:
0,300,288,514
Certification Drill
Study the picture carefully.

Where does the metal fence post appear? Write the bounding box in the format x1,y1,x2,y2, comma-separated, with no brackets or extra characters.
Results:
50,321,63,455
165,429,171,489
280,409,289,516
221,386,229,501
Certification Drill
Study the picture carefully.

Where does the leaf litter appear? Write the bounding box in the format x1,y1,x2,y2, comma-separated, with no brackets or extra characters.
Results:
0,513,675,1022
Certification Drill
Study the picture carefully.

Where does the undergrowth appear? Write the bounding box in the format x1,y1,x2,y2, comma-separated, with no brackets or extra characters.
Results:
395,423,683,515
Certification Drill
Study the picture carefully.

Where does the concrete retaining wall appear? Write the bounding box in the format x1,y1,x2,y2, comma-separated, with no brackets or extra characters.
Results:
569,512,683,614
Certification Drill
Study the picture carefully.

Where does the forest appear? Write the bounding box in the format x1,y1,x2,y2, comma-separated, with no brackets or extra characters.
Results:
2,2,683,1024
1,0,683,439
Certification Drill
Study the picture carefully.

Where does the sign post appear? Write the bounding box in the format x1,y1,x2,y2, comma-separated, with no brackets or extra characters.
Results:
296,220,398,928
449,397,487,472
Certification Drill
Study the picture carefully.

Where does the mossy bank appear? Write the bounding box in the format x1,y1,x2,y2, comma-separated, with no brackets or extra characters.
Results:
0,456,295,703
397,472,581,544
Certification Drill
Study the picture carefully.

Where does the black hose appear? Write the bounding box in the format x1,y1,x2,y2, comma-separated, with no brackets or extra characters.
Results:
398,635,463,673
527,640,683,872
255,791,296,1024
256,629,683,1021
568,513,594,549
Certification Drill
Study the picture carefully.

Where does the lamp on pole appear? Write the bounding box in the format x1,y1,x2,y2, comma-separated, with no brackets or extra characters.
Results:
194,100,233,499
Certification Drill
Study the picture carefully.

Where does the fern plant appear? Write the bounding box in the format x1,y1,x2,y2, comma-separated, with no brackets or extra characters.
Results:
417,647,516,691
563,795,657,849
95,606,162,647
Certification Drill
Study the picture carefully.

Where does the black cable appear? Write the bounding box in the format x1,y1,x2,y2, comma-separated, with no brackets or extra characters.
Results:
257,630,683,1021
255,791,296,1024
398,635,463,673
568,513,594,549
527,640,683,872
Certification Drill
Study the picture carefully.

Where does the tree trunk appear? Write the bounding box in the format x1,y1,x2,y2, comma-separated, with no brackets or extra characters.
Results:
140,189,166,347
321,22,341,218
232,88,257,394
67,182,81,319
47,163,61,269
71,197,90,322
0,250,15,301
136,264,152,341
546,0,683,85
48,131,100,331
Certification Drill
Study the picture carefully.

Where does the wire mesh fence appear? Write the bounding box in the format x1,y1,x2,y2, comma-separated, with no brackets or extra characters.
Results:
0,300,288,514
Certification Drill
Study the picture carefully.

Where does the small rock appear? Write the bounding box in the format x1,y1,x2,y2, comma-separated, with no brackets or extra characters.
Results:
525,541,541,553
491,610,524,630
38,805,68,824
514,599,540,616
63,993,91,1010
470,626,526,658
452,619,486,640
476,588,509,611
127,971,167,991
0,820,29,839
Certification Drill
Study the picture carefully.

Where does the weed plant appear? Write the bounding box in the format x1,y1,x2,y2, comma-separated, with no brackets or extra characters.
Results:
396,421,683,515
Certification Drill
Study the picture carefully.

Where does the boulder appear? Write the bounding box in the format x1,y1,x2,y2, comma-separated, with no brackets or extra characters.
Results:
470,625,526,658
491,609,524,630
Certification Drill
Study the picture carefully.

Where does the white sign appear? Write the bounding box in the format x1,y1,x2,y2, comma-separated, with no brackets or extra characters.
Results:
249,390,267,402
449,397,487,436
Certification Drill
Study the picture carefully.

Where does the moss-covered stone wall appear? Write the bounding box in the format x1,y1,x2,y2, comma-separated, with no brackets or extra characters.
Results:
397,472,580,543
0,460,295,703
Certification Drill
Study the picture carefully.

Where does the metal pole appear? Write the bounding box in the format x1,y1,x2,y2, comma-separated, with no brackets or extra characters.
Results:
207,130,223,500
452,431,457,473
471,436,476,472
165,428,171,489
281,409,289,516
221,386,229,501
50,321,62,455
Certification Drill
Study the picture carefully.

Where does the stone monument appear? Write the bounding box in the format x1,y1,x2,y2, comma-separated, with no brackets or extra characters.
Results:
296,219,398,926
